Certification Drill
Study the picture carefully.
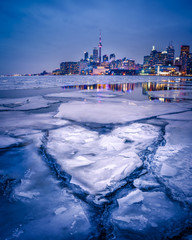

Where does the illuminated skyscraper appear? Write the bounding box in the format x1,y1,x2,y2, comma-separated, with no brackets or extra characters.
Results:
180,45,190,72
98,32,102,65
149,46,159,66
166,42,175,65
93,47,98,62
187,53,192,74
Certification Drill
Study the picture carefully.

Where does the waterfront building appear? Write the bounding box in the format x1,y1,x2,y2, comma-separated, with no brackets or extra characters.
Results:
60,62,79,75
93,66,108,75
155,65,179,75
52,69,62,75
180,45,190,73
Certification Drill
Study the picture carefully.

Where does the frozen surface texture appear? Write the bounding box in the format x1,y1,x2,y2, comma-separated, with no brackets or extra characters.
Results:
0,76,192,239
46,123,158,194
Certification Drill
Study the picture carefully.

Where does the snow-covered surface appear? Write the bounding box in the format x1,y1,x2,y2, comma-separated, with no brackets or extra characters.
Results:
55,100,187,123
47,123,158,194
0,96,58,110
147,89,192,100
0,76,192,240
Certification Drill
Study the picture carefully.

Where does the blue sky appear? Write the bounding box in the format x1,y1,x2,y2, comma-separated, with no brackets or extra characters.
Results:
0,0,192,74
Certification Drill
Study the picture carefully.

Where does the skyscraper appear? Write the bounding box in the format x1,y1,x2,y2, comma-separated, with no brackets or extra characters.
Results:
98,32,102,65
143,55,150,67
103,55,108,62
161,51,167,65
84,52,88,61
110,53,116,61
93,47,98,63
180,45,190,72
187,53,192,74
166,42,175,65
149,46,160,66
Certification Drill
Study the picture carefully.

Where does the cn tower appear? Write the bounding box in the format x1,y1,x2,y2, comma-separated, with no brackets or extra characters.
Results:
98,32,102,65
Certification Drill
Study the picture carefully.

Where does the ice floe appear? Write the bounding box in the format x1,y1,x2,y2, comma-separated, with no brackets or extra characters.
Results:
0,96,58,110
55,100,187,123
47,123,159,195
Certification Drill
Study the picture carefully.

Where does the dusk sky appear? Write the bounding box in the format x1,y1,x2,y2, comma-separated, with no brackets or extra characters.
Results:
0,0,192,75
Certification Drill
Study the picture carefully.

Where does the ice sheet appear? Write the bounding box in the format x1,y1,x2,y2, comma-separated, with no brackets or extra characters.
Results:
55,100,187,123
147,90,192,100
47,123,159,194
1,77,192,239
113,190,187,238
0,135,23,148
158,111,192,120
0,112,68,132
0,96,58,110
0,144,90,240
154,119,192,201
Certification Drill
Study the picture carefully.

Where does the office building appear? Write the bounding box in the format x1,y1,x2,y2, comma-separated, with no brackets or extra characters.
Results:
180,45,190,72
166,42,175,65
187,53,192,74
110,53,116,61
93,47,98,62
143,55,150,67
84,52,88,61
60,62,79,75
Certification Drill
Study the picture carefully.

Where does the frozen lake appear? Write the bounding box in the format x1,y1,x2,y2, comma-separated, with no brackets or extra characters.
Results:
0,75,192,239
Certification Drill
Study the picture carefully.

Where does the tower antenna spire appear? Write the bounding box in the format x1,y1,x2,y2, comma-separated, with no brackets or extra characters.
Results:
98,31,102,65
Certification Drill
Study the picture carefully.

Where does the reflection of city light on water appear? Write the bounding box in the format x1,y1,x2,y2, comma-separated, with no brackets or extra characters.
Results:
61,80,190,103
61,83,137,93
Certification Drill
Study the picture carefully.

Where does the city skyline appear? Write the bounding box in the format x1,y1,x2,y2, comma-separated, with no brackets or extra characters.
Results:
0,0,192,75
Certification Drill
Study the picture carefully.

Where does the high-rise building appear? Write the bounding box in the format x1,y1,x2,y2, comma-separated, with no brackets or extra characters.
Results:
180,45,190,72
149,46,159,66
166,42,175,65
98,32,102,65
60,62,79,75
93,47,98,63
161,51,167,65
174,57,181,71
90,54,93,62
84,52,88,61
103,55,108,62
143,55,150,67
123,59,135,70
187,53,192,74
110,53,115,61
79,59,88,73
